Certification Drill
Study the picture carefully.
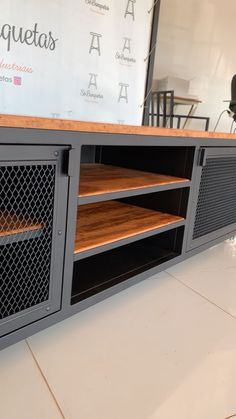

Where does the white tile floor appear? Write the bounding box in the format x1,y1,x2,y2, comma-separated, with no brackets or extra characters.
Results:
2,241,236,419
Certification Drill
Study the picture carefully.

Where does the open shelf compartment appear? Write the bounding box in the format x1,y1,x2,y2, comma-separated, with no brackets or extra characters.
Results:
79,163,190,204
74,199,185,258
71,226,184,305
79,145,194,204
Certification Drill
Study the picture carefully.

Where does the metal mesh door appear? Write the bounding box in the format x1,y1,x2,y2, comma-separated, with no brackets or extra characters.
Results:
193,157,236,240
0,164,55,319
188,148,236,250
0,145,68,338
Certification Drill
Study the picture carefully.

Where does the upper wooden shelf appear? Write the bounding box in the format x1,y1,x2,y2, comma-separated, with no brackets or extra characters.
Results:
79,164,189,200
0,114,236,140
74,200,184,255
0,211,43,238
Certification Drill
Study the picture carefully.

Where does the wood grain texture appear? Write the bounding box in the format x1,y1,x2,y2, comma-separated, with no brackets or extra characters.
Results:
79,164,189,197
0,211,43,237
0,113,236,140
174,96,202,104
74,201,184,254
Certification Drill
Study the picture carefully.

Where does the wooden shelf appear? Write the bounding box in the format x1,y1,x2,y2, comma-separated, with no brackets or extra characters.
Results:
74,200,184,255
79,164,189,200
0,211,43,238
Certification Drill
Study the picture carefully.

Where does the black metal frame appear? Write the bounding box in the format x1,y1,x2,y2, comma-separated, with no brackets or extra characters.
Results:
150,90,174,128
149,90,210,131
143,0,161,126
174,114,210,131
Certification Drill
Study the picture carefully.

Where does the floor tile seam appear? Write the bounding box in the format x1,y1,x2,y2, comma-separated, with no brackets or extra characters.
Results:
25,339,66,419
165,270,236,321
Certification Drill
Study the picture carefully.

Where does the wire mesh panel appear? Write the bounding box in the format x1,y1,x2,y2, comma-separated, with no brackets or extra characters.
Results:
0,164,56,320
193,156,236,240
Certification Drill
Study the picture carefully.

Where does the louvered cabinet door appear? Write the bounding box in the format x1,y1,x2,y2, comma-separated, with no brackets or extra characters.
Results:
187,148,236,250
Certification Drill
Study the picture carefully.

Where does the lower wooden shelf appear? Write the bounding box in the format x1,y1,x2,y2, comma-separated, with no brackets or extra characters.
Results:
0,210,43,241
74,200,184,255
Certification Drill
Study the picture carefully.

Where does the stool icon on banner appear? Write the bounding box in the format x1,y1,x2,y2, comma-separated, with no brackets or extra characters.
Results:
124,0,136,20
88,73,98,90
118,83,129,103
123,37,131,54
89,32,102,56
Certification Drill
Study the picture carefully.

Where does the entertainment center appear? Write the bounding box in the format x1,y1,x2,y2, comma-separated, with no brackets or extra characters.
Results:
1,114,236,350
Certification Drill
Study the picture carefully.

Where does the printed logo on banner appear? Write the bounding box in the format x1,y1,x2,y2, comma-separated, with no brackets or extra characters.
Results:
0,23,57,91
13,76,22,85
124,0,136,20
0,75,12,83
89,32,102,56
0,23,58,52
118,83,129,103
0,58,33,74
115,37,136,66
85,0,110,15
81,73,104,103
0,75,22,86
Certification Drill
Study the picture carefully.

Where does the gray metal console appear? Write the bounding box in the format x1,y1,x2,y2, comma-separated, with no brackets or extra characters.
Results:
1,115,236,350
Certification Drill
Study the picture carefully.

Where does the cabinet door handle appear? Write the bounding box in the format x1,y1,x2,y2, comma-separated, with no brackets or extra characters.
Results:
198,148,207,167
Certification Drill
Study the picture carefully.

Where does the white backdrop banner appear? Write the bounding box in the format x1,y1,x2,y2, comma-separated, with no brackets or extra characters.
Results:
0,0,154,125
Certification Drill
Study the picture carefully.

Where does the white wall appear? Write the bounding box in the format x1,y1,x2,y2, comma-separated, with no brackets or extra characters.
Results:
153,0,236,132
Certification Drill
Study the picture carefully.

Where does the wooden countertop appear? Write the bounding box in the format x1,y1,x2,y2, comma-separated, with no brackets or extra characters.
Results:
0,114,236,140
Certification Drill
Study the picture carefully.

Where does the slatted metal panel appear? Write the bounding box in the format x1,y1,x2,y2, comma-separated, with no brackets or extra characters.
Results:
0,164,55,320
193,157,236,239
